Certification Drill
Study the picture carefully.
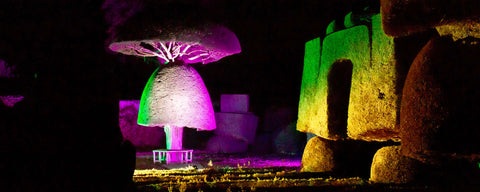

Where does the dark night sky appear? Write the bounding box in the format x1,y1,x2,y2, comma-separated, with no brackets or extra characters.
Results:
200,0,376,114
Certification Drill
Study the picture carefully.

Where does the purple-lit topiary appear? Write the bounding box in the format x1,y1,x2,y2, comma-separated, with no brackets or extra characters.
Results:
0,59,23,107
0,59,17,78
0,95,24,107
109,24,241,65
137,63,215,150
107,2,241,161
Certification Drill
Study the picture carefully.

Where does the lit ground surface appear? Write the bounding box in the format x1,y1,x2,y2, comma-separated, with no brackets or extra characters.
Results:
135,151,302,170
134,151,480,192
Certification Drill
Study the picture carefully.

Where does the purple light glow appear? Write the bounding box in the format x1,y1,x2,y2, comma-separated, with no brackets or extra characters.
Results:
119,100,165,147
201,154,302,168
164,125,183,150
1,95,24,107
136,151,302,169
221,158,302,168
164,125,185,163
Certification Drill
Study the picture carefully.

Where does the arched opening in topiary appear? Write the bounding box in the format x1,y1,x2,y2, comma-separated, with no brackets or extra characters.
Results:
327,59,353,138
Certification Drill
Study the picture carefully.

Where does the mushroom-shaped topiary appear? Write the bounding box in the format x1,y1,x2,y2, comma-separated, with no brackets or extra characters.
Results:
136,63,215,150
108,3,241,159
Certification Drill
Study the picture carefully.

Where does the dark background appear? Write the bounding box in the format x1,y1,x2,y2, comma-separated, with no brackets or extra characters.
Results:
0,0,376,191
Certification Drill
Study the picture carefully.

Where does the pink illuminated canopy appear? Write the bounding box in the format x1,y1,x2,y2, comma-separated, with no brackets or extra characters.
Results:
108,25,241,64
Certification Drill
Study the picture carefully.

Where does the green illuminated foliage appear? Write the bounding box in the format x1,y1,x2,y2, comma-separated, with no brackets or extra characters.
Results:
344,12,354,28
326,20,337,35
297,38,322,136
138,67,160,125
